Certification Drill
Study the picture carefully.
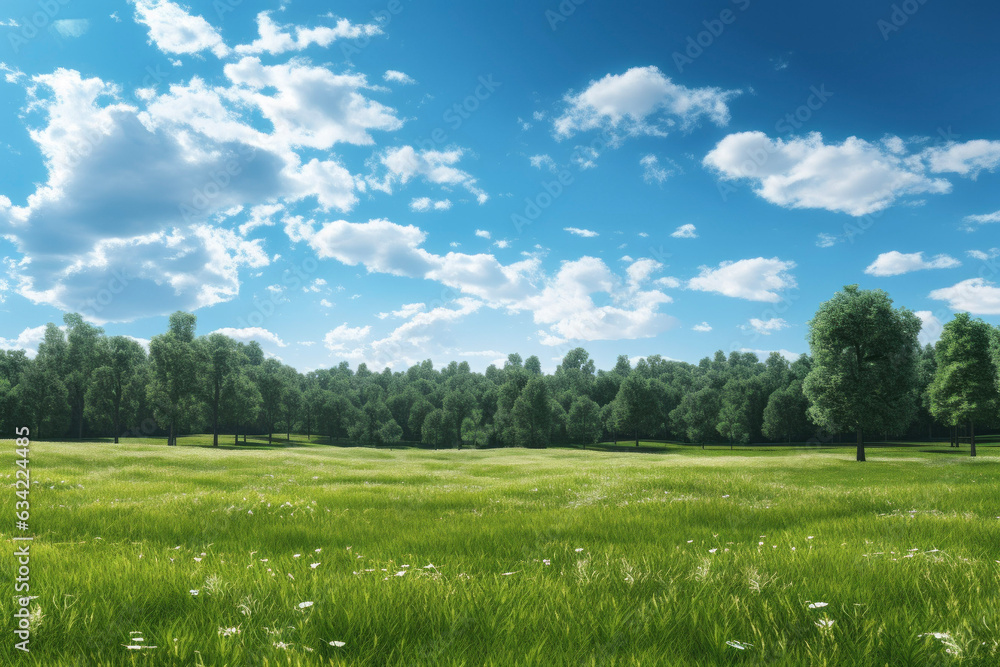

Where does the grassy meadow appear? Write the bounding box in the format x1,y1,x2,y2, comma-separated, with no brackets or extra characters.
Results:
2,437,999,666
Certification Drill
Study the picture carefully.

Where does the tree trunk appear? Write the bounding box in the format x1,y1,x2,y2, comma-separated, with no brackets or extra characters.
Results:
635,428,639,447
213,415,219,447
235,422,239,446
268,428,272,445
856,426,865,462
970,421,977,458
169,422,175,447
113,414,120,445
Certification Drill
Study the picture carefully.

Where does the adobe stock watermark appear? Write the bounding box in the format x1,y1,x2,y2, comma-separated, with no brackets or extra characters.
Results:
673,0,751,73
877,0,931,41
340,0,412,61
6,0,72,54
235,258,319,330
510,129,613,234
545,0,588,31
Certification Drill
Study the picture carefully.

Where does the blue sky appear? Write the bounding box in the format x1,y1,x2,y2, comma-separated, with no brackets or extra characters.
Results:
1,0,999,372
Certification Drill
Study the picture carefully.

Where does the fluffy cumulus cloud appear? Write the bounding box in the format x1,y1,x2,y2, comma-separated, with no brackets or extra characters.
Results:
383,70,416,85
130,0,230,58
687,258,797,302
864,251,961,277
691,322,712,332
564,227,599,238
743,318,788,335
671,224,697,239
409,197,451,212
210,326,287,347
914,311,944,346
223,57,402,150
704,132,1000,216
0,17,421,323
553,66,739,140
0,325,49,357
323,323,372,352
235,11,381,55
288,219,676,345
368,146,487,203
929,279,1000,315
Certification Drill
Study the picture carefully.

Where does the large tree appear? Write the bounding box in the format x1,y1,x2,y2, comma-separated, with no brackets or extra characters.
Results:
64,314,105,439
148,312,205,446
567,395,602,447
803,285,921,462
85,336,146,443
927,313,1000,457
200,333,238,447
511,377,552,447
611,374,654,446
762,380,811,443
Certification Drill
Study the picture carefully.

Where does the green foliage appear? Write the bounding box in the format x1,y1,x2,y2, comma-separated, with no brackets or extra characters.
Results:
927,313,1000,456
567,395,602,445
803,285,922,460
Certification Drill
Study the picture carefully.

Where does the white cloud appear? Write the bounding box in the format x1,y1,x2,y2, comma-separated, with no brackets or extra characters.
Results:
864,251,961,277
0,325,48,357
288,219,675,345
704,132,951,216
319,298,334,308
53,19,90,38
529,154,557,171
655,276,681,289
688,258,797,302
211,326,287,347
239,203,283,236
963,210,1000,231
640,154,677,184
235,11,381,55
553,66,739,140
564,227,599,238
743,318,788,335
368,146,486,202
520,256,675,344
691,322,712,332
706,132,1000,216
383,70,415,85
929,278,1000,315
224,57,402,150
409,197,451,212
130,0,230,58
967,248,1000,261
474,229,491,240
493,240,510,249
323,323,372,352
816,233,838,248
0,59,405,321
671,223,697,239
914,311,943,346
377,303,425,320
923,140,1000,177
740,348,801,362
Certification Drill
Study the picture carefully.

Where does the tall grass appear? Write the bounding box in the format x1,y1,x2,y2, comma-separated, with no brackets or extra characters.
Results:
2,438,998,665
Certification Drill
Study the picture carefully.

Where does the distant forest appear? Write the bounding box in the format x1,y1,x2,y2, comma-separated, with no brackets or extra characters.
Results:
2,286,998,461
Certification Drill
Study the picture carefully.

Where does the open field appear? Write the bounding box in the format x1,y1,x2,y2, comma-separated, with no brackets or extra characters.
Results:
2,438,999,666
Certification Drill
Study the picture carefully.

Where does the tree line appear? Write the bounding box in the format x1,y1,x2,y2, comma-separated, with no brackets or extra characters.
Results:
1,285,998,461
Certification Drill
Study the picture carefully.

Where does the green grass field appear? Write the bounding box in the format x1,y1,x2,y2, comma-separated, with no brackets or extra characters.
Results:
3,437,999,665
